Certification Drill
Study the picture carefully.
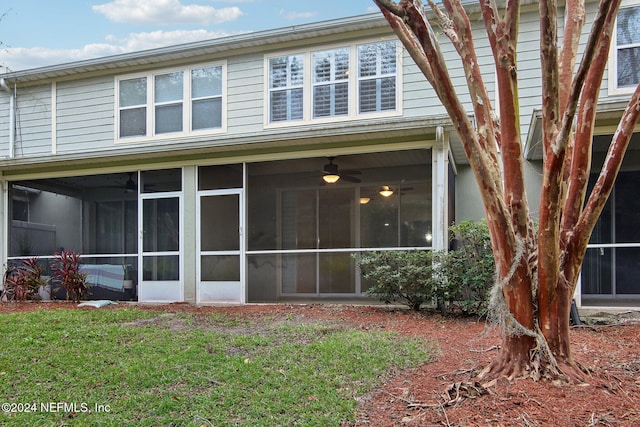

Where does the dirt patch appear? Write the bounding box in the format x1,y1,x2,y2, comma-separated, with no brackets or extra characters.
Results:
2,301,639,426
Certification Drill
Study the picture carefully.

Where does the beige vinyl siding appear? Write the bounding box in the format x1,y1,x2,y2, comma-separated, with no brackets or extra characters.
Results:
0,92,9,157
226,55,264,133
14,84,52,157
55,77,114,153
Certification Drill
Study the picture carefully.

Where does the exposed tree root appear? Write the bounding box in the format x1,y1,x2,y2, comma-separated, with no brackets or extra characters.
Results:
477,345,590,385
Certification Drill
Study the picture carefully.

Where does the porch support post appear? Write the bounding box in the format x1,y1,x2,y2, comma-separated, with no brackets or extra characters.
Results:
432,126,449,251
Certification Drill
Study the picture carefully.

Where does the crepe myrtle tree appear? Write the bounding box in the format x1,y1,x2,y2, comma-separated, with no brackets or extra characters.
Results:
374,0,640,381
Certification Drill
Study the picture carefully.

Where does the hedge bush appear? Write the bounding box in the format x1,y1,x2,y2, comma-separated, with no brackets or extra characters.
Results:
356,220,496,315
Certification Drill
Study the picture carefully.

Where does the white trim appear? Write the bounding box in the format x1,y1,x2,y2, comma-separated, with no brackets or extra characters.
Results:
263,38,403,128
115,61,228,144
195,186,245,304
138,170,185,302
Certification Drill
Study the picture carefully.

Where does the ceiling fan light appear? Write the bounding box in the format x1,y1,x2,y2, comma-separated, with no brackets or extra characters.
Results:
323,174,340,184
379,185,394,197
359,197,371,204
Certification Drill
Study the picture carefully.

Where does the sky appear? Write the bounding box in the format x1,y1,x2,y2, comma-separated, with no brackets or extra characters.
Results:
0,0,379,72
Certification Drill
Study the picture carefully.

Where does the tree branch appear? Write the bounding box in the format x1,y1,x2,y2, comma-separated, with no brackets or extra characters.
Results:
560,0,621,242
569,84,640,277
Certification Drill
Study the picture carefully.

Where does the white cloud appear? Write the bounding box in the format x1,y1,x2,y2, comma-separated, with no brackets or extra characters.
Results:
278,9,316,20
93,0,243,25
2,29,237,71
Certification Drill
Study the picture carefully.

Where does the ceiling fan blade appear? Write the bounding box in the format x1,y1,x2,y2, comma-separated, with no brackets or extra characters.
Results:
340,169,361,175
341,175,361,183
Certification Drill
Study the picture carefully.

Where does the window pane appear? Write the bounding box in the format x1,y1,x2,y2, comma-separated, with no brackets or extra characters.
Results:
358,42,396,77
380,77,397,110
359,78,396,113
313,83,348,118
192,66,222,98
358,45,378,77
313,49,349,118
120,107,146,138
359,80,378,113
313,48,349,83
155,72,184,103
269,55,304,122
119,77,146,107
617,6,640,45
617,47,640,87
155,104,183,134
270,88,303,122
192,98,222,130
269,55,304,88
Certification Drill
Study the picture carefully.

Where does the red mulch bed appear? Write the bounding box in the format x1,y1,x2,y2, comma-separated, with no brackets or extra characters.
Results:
2,301,639,426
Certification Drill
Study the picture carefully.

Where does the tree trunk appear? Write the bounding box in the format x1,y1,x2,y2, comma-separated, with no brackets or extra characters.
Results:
374,0,639,383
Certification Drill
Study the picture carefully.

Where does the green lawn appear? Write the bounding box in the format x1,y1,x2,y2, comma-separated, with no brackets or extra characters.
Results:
0,307,435,426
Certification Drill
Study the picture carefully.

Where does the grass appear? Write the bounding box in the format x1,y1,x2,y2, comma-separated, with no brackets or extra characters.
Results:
0,307,436,426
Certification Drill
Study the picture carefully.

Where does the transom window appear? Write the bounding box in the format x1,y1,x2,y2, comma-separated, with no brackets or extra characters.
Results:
610,2,640,94
117,63,225,140
266,40,400,125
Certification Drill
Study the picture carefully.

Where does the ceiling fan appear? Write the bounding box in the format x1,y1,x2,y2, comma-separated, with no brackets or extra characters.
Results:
322,157,361,184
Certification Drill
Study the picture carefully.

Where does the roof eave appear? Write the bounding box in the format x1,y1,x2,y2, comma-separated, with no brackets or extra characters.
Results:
1,13,389,84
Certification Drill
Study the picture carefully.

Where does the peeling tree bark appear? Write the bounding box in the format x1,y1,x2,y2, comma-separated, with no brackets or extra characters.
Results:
374,0,640,381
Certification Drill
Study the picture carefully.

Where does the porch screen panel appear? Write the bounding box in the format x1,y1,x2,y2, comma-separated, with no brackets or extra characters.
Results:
318,187,355,249
582,247,613,295
281,190,316,250
319,253,355,293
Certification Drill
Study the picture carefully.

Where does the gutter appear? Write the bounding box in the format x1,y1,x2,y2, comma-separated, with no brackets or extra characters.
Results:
0,78,15,158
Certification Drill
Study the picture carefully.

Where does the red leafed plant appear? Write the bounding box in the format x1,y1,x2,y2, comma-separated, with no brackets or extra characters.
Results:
50,251,89,303
2,258,47,301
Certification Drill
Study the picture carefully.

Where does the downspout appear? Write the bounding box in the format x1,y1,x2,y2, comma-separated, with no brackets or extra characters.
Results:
0,78,15,158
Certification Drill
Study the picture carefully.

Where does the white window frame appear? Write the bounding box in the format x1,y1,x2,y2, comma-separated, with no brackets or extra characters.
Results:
608,0,640,96
264,39,402,128
115,62,227,143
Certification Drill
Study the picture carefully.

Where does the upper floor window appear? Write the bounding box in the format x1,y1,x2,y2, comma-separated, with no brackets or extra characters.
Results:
266,40,401,125
610,2,640,94
358,42,397,113
117,63,225,141
269,55,304,122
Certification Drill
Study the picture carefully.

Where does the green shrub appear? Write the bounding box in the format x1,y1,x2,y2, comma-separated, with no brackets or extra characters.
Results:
436,220,495,316
356,250,437,311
